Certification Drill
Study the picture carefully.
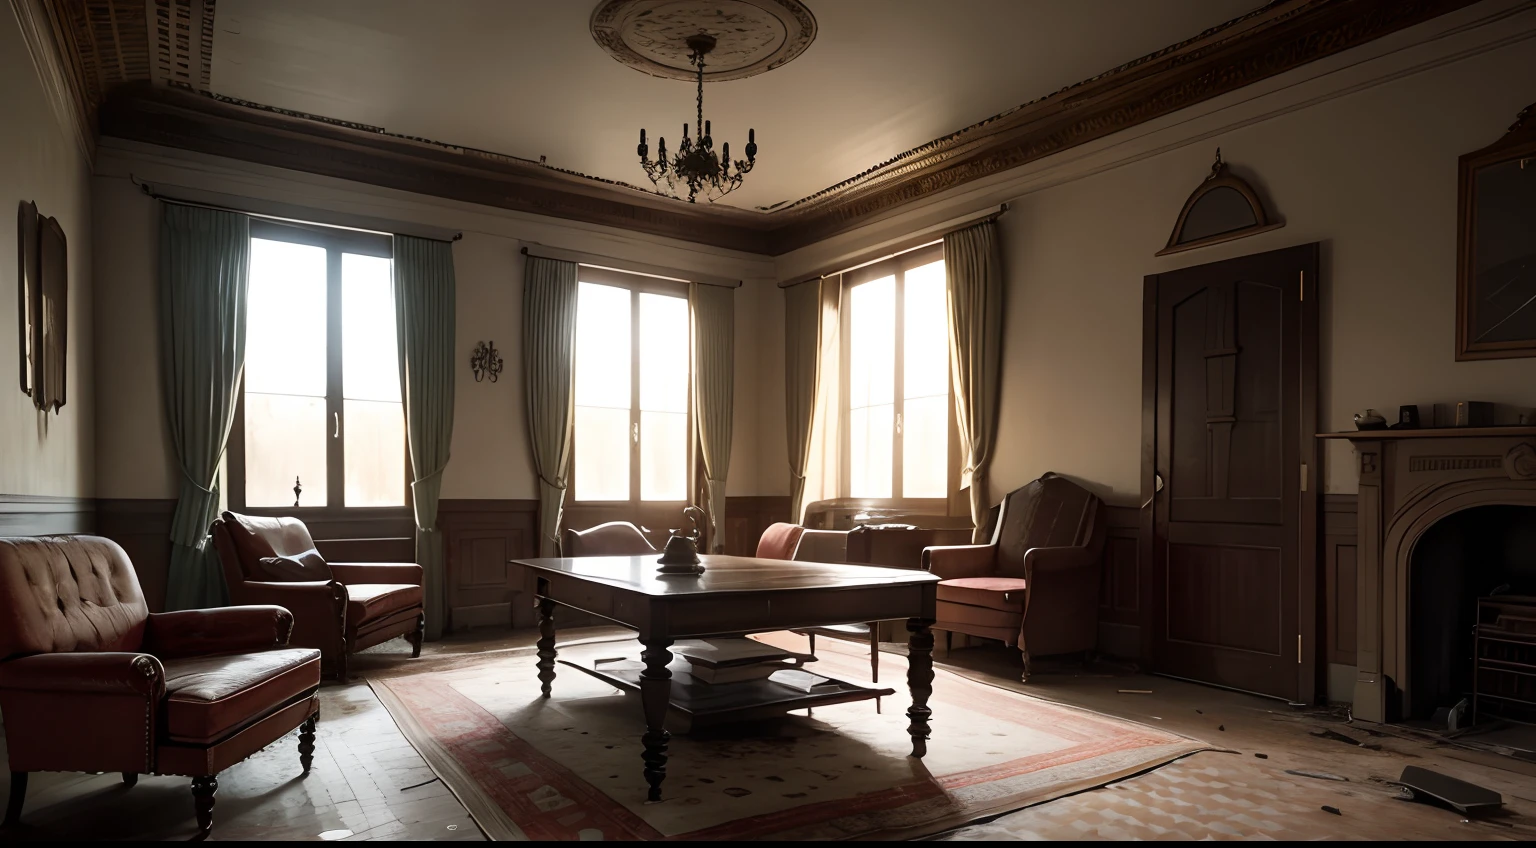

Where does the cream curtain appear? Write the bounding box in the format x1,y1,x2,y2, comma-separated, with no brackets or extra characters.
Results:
944,220,1005,542
522,257,580,556
785,276,842,522
160,204,250,610
393,235,456,641
690,283,734,552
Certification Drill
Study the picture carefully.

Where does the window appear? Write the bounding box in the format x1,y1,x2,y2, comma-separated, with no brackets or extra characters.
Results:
843,244,952,501
231,220,406,510
572,267,692,508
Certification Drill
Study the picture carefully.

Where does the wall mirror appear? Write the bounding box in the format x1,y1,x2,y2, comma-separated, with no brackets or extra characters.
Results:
1158,149,1283,256
1155,148,1277,255
1457,102,1536,361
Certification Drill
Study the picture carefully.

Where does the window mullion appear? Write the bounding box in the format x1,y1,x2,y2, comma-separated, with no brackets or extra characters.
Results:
893,269,906,500
326,247,344,509
630,289,642,513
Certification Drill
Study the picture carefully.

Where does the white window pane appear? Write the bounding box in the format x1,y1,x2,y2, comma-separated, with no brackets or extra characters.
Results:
244,392,327,507
641,410,687,501
575,283,631,409
849,403,893,498
904,261,949,400
902,396,948,498
639,293,689,414
343,253,400,403
344,399,406,507
575,405,630,500
246,239,327,397
848,277,895,410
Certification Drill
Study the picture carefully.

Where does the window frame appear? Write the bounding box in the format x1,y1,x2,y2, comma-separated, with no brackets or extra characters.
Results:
837,242,962,512
568,265,696,531
227,218,412,520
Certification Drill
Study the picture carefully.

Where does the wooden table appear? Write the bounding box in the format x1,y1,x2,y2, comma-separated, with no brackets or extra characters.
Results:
511,554,940,801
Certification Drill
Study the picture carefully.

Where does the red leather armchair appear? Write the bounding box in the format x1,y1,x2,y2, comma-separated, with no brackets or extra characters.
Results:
0,535,321,838
921,473,1106,681
212,512,425,682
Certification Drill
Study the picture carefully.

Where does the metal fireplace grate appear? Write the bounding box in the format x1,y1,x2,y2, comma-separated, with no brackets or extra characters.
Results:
1474,595,1536,725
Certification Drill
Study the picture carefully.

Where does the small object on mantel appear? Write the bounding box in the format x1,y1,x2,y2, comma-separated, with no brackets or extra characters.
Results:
1118,689,1153,694
1398,766,1502,814
1390,404,1422,429
1353,409,1388,430
1433,401,1495,428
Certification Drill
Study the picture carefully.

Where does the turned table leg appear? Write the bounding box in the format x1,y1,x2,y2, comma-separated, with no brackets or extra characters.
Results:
191,775,218,838
536,596,558,698
639,638,673,802
906,618,935,758
299,712,319,774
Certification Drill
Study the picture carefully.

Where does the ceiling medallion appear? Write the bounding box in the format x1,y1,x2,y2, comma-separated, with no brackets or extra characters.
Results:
590,0,817,83
635,34,757,203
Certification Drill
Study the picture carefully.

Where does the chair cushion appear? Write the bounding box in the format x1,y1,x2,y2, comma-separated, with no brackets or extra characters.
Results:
162,647,320,744
220,512,320,579
937,576,1029,612
257,549,333,582
346,584,424,625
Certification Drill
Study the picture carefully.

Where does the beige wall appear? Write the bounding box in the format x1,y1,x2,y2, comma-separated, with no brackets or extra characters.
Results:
766,21,1536,506
1,6,93,497
91,144,774,503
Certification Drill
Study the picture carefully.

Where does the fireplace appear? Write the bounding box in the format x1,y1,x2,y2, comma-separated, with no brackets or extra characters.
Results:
1325,428,1536,723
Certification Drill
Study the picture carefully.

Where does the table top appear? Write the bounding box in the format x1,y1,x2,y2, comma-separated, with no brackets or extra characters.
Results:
510,554,939,597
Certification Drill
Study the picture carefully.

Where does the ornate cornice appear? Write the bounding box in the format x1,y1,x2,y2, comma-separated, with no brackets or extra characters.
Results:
91,0,1480,255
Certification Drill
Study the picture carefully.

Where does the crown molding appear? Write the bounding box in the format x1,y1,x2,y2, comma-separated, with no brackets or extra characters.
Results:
9,0,94,163
93,0,1479,256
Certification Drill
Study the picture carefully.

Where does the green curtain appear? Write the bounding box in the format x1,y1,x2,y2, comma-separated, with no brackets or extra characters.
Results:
159,204,251,610
690,283,734,552
944,220,1005,542
522,257,579,556
394,235,456,641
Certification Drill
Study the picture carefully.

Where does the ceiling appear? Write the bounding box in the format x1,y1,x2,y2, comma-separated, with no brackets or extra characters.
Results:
209,0,1265,211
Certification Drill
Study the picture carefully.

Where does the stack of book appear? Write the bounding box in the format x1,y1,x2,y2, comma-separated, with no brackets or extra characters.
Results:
670,638,818,686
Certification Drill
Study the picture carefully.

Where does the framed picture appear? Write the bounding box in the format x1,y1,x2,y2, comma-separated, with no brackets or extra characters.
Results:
1456,102,1536,360
14,200,66,412
16,201,39,402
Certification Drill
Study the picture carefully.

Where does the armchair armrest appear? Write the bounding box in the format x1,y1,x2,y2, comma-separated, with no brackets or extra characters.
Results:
1022,544,1099,574
0,652,164,696
144,606,295,660
921,544,997,580
328,562,424,586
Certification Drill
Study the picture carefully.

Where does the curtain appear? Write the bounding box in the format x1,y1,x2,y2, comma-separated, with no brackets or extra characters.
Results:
785,277,842,522
522,256,579,556
944,220,1005,542
394,236,456,641
690,283,734,552
159,204,251,610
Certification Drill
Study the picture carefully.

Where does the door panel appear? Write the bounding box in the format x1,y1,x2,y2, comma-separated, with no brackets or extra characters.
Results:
1146,243,1319,702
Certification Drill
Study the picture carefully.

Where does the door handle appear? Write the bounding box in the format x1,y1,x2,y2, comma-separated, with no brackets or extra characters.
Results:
1141,472,1165,509
333,412,340,439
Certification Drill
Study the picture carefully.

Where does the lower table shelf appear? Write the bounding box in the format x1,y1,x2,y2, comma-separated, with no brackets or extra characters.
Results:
559,654,894,730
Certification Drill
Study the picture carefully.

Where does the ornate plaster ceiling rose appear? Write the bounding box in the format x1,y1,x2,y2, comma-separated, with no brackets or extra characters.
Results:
590,0,817,82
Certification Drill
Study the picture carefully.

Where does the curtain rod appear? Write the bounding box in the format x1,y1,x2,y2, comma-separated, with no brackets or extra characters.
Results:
520,244,742,288
133,176,463,243
777,202,1008,288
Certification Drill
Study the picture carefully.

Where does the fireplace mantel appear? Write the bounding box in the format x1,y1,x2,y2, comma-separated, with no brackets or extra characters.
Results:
1320,428,1536,722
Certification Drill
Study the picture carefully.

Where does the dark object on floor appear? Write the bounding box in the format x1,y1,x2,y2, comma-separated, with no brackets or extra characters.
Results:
1311,727,1363,746
1217,725,1225,731
1195,709,1203,714
1398,766,1502,814
1322,805,1341,816
1119,689,1153,694
1286,769,1348,782
1255,753,1269,759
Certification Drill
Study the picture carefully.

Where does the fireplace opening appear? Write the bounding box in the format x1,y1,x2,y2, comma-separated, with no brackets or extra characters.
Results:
1408,504,1536,723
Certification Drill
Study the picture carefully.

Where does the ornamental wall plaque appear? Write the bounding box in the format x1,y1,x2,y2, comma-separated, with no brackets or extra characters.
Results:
1157,149,1284,257
590,0,816,82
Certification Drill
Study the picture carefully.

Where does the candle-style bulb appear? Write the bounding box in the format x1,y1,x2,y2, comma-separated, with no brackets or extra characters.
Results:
683,123,689,139
748,128,755,143
640,128,646,144
722,141,729,161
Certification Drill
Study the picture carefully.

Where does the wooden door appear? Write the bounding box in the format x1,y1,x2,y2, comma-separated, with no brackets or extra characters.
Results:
1143,243,1319,702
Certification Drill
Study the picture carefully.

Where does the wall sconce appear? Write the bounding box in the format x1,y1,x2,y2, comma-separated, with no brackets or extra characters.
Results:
470,340,503,383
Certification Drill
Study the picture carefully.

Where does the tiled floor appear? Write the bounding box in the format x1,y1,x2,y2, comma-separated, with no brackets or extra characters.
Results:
3,628,1534,841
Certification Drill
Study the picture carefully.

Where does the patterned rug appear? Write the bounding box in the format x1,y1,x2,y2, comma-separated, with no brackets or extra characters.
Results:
370,633,1204,840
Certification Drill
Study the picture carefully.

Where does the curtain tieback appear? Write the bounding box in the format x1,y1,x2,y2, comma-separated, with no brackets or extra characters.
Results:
537,475,568,491
176,466,217,497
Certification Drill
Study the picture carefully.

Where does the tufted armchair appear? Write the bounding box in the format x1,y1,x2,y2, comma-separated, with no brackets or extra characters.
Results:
0,535,320,838
212,512,425,682
921,473,1106,681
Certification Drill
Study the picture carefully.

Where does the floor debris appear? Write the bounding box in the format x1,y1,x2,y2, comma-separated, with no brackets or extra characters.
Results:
1398,766,1503,814
1286,769,1349,782
1254,753,1269,759
1321,806,1341,816
1118,689,1153,694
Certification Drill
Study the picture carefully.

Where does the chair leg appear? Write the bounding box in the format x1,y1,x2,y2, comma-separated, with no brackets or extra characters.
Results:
122,772,138,787
808,632,816,656
335,650,350,685
409,612,426,659
868,622,879,683
945,630,953,658
299,711,319,774
4,772,26,827
191,775,218,839
1020,649,1032,683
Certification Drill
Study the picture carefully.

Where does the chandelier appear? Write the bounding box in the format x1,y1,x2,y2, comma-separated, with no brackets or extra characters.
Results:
636,34,757,203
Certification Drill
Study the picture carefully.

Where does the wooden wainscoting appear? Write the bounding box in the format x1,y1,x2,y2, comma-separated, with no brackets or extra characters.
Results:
1323,494,1359,667
97,498,174,612
437,499,540,630
1098,505,1142,660
0,494,96,535
723,495,793,556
